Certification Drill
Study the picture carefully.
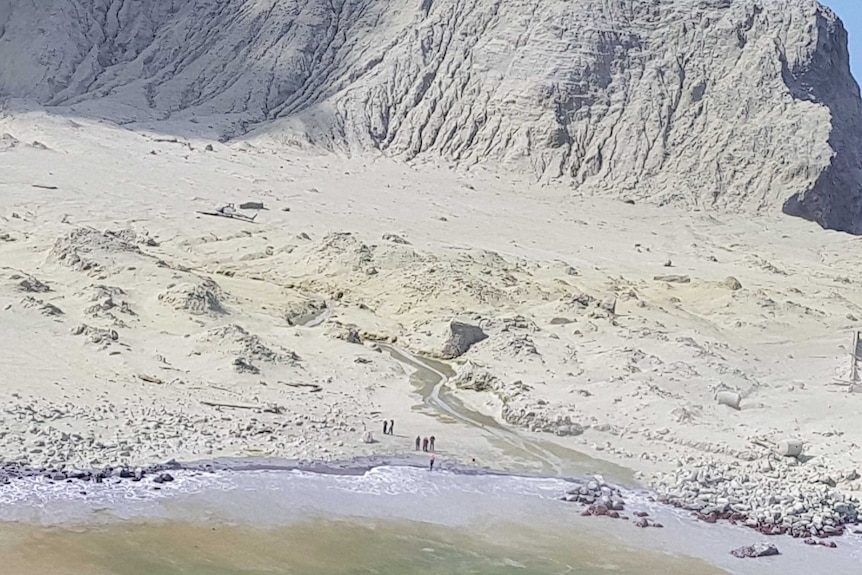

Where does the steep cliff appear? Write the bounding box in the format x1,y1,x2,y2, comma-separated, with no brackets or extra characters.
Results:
0,0,860,231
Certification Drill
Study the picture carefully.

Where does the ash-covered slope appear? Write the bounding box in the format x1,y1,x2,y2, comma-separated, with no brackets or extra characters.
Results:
1,0,861,231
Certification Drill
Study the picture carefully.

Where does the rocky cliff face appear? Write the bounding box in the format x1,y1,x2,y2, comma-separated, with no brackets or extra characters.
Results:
0,0,860,231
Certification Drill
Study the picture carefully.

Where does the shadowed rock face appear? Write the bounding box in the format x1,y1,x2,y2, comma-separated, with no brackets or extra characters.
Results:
441,321,487,359
0,0,859,231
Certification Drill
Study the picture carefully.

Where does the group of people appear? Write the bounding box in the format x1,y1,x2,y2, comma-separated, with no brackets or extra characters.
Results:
415,435,435,452
380,419,438,470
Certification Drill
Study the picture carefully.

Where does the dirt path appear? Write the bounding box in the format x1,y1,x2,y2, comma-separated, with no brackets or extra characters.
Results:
381,344,635,483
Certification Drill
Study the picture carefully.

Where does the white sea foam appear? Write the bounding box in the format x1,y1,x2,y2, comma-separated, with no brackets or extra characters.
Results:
2,466,862,574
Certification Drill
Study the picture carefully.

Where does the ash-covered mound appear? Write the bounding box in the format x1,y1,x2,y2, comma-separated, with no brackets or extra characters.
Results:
0,1,861,231
158,277,228,316
196,324,301,367
50,228,153,274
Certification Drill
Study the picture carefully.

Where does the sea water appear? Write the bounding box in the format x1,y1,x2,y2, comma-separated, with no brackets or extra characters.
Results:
1,466,861,575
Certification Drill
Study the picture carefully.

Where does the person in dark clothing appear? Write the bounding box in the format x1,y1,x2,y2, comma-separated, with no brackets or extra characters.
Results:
422,437,429,452
415,436,421,450
389,419,395,435
429,436,435,452
429,454,435,471
383,420,389,435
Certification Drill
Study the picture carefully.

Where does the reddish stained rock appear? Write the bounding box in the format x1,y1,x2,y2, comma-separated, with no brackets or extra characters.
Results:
591,505,608,516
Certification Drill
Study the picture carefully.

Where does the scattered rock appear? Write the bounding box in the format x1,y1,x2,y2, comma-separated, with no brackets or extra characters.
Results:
232,357,260,374
38,302,64,317
722,276,743,290
730,543,779,559
71,323,119,345
382,233,410,244
652,457,859,541
201,324,300,364
600,297,617,315
804,538,837,548
451,361,500,392
16,275,50,293
51,228,147,273
717,390,741,410
326,322,362,344
84,285,134,318
654,274,690,283
282,298,327,326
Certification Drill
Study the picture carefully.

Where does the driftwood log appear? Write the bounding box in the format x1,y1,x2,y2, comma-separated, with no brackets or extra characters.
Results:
200,400,283,413
280,381,323,393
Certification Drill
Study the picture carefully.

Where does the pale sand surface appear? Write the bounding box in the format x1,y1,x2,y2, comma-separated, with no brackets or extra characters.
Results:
3,111,862,530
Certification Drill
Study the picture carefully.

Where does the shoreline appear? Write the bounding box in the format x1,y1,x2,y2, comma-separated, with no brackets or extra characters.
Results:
1,452,860,547
3,457,862,575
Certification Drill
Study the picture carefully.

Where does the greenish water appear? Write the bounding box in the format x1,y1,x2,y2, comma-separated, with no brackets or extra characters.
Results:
1,517,726,575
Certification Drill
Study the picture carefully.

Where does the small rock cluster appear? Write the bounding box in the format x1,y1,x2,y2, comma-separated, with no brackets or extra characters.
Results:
651,457,861,542
159,277,227,316
0,390,371,471
200,323,301,371
84,284,135,323
503,402,584,437
326,321,363,345
560,476,663,527
13,273,51,293
50,228,148,274
71,323,119,345
0,461,178,489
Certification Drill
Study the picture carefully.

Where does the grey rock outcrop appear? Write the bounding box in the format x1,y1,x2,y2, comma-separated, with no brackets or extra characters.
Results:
441,321,488,359
1,1,860,231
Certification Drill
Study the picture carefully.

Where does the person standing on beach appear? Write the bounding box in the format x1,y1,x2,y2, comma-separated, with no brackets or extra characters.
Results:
422,437,429,452
415,436,421,450
429,436,435,452
389,419,395,435
429,454,435,471
383,420,389,435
